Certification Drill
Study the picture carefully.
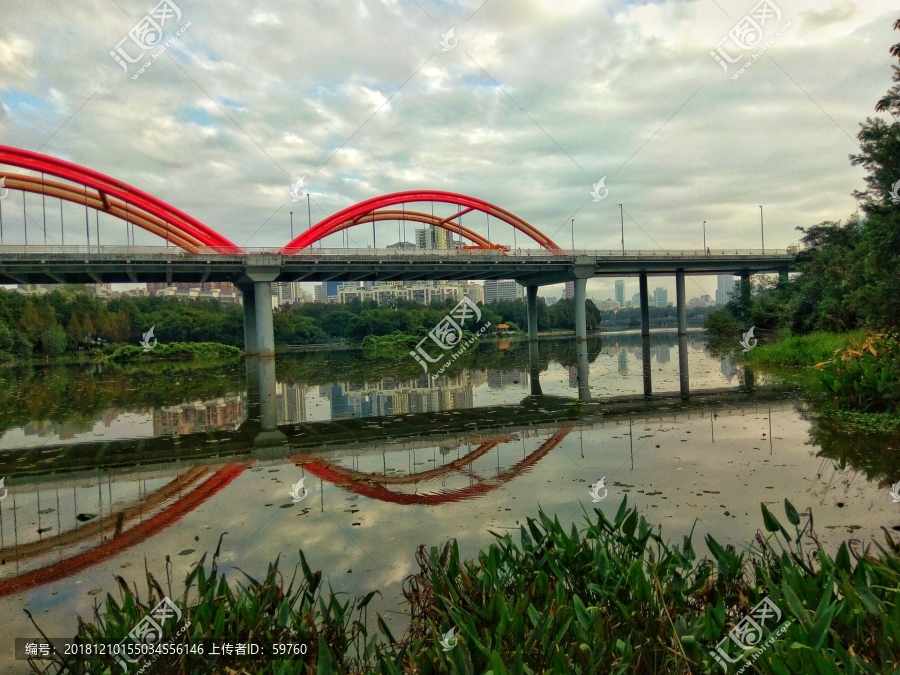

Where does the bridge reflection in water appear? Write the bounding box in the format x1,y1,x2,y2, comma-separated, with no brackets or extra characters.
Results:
0,336,754,598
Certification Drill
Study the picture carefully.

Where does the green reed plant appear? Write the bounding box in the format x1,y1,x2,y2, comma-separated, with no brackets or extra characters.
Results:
33,500,900,674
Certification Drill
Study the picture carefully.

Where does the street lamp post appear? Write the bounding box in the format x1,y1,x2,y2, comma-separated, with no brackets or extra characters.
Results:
290,211,293,241
703,220,706,252
571,218,575,250
759,205,765,253
618,203,624,255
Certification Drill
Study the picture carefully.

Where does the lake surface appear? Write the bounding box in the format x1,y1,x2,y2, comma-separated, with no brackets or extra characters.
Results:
0,331,897,672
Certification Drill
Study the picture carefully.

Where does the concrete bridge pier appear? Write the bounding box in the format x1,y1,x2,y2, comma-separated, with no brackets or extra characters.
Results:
526,285,539,342
675,270,687,336
253,282,276,357
236,264,280,358
574,278,588,342
639,273,650,337
238,283,258,354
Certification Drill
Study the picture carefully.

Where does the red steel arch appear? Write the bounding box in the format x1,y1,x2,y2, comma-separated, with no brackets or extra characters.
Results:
0,145,239,253
281,190,562,253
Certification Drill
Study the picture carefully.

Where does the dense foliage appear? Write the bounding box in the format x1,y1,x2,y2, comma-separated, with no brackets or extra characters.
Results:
816,332,900,413
37,499,900,674
0,287,245,358
0,289,604,360
108,342,243,362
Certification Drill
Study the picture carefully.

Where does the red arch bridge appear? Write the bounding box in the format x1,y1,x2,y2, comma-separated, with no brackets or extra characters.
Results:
0,146,796,362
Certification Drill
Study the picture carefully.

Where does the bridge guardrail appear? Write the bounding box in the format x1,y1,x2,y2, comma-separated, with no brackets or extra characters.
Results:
0,246,799,259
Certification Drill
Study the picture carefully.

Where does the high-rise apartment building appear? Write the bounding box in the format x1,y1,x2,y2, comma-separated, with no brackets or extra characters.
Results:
716,275,736,305
653,287,668,308
615,280,625,308
483,280,524,303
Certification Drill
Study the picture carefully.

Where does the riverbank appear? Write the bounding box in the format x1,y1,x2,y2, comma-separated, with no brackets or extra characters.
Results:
738,330,900,431
37,499,898,674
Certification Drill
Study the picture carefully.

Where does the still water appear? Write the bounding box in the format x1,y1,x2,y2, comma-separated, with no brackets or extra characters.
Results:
0,331,896,672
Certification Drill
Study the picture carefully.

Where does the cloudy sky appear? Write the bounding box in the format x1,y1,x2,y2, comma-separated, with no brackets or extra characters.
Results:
0,0,896,300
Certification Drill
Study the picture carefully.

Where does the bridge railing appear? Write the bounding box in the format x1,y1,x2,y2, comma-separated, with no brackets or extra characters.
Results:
0,245,799,258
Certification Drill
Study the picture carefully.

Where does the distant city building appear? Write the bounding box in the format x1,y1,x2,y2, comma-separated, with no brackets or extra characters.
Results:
564,281,575,300
326,281,340,302
148,282,235,295
700,294,712,307
467,282,484,305
483,279,524,303
545,296,557,306
614,280,625,308
597,298,619,311
716,274,736,305
18,283,114,297
416,226,453,250
653,287,668,308
337,280,466,306
314,284,327,303
273,282,312,307
151,283,240,304
387,241,417,250
632,292,641,308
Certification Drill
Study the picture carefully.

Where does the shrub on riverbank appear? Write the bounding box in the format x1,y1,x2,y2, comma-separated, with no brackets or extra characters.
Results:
816,333,900,413
37,499,900,674
108,342,243,362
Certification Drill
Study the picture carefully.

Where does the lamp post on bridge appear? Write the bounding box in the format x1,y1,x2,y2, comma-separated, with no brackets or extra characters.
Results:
759,205,765,254
703,220,706,252
571,218,574,250
618,203,624,255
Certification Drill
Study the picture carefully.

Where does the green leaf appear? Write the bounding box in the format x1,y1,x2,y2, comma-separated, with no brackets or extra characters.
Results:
573,594,592,631
761,502,782,533
783,499,800,526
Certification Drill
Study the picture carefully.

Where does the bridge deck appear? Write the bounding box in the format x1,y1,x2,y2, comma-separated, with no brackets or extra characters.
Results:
0,246,797,286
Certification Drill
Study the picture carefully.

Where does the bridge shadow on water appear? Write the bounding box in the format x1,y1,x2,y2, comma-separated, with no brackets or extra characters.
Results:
0,334,789,598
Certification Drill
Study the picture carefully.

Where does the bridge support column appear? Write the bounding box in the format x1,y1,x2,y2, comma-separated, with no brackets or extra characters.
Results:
676,270,687,336
576,340,591,402
574,278,587,342
639,273,650,337
778,269,789,285
236,261,280,359
254,281,276,358
240,285,258,354
526,286,539,342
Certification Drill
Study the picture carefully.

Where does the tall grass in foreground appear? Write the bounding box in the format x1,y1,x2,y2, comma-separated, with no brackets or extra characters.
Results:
741,331,863,367
33,499,899,674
